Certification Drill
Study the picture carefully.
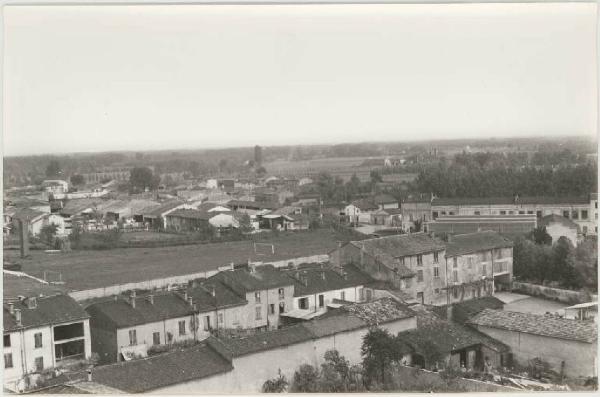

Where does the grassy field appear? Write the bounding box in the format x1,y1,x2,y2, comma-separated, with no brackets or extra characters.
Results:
4,229,347,291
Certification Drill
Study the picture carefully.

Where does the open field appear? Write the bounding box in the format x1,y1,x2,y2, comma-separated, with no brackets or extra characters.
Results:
4,230,344,292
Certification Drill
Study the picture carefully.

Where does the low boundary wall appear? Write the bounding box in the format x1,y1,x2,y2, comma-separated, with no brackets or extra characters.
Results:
511,282,592,305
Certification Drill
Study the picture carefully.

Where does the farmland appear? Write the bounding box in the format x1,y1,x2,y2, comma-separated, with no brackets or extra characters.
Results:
4,229,348,292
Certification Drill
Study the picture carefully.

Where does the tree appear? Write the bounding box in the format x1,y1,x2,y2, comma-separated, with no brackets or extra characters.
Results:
39,224,58,245
238,213,253,234
129,167,160,193
291,364,320,392
256,166,267,176
261,369,288,393
45,160,62,178
370,170,383,184
319,350,351,392
413,219,423,233
70,174,85,186
361,327,400,385
531,226,552,245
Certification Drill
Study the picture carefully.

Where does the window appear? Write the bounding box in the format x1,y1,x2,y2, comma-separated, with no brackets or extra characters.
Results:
441,211,446,215
453,257,458,268
255,306,262,320
453,288,459,299
152,332,160,346
434,288,440,294
583,226,588,234
318,295,324,308
278,288,285,299
453,270,458,283
527,211,534,215
563,210,570,218
4,353,13,369
254,292,261,303
399,257,405,266
417,255,423,266
203,316,211,331
279,302,285,314
35,357,44,372
432,211,439,219
128,329,137,346
340,291,346,301
499,210,506,215
482,264,487,275
582,210,588,219
269,304,275,315
572,210,579,220
596,202,598,209
433,252,439,263
218,313,224,324
416,292,424,304
34,332,42,348
467,257,473,269
417,270,424,282
518,211,525,215
433,267,439,278
3,334,10,348
178,320,186,336
449,211,455,215
474,211,481,215
495,249,502,259
299,298,308,310
596,213,598,220
536,210,542,218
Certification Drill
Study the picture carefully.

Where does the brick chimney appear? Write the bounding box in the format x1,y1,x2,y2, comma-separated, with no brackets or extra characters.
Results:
129,291,137,309
15,309,22,327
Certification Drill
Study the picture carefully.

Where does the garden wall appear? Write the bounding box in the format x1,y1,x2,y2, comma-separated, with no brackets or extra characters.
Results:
511,282,591,304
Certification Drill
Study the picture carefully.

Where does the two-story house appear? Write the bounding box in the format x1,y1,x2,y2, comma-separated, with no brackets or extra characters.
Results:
3,295,91,392
85,291,196,364
210,266,294,330
444,231,514,305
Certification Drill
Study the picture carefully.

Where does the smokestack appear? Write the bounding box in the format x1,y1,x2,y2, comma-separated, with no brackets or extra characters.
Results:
18,219,30,259
15,309,22,327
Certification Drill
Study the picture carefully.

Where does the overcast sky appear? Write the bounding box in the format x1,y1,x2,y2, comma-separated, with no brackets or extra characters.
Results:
3,3,597,156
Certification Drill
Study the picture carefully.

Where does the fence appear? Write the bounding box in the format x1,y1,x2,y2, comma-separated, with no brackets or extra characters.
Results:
511,282,592,305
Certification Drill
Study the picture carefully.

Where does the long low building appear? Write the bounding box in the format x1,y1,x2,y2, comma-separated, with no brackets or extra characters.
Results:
427,214,538,235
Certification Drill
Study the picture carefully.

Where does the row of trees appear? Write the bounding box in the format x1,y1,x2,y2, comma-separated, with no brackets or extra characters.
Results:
513,227,598,291
415,156,597,198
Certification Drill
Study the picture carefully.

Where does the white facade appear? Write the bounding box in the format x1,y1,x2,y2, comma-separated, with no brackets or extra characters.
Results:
293,286,365,313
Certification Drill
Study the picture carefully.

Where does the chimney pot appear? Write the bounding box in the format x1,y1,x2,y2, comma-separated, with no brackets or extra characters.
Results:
130,291,136,309
211,287,216,297
8,303,14,314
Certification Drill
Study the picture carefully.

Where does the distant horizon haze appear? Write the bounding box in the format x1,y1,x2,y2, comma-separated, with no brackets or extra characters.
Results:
3,3,597,157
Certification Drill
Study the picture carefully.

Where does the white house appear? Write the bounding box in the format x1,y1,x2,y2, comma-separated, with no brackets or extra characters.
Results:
3,295,92,392
539,214,579,246
344,200,379,225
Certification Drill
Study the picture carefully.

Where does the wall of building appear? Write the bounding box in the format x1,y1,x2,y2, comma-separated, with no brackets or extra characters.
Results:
545,223,578,246
3,331,24,387
292,285,365,312
472,325,596,378
150,316,417,394
511,282,591,305
115,314,196,360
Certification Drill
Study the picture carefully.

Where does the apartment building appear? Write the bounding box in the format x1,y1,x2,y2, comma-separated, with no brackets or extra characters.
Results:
3,295,91,392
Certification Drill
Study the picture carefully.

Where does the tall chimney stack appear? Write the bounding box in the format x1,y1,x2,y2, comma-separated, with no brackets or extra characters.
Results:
130,291,137,309
19,219,30,259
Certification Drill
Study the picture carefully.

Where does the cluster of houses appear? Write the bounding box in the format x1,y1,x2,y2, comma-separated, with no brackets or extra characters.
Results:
3,229,598,393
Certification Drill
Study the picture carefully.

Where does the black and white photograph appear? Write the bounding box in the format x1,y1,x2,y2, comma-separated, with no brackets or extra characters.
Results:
1,0,598,394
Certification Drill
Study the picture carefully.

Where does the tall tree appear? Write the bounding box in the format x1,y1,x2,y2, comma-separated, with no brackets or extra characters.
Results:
129,167,160,193
45,160,62,178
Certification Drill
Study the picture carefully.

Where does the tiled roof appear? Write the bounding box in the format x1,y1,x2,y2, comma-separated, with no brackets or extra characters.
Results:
3,272,67,300
302,314,367,338
12,207,46,221
373,194,398,204
468,309,598,343
353,233,445,260
539,214,579,230
165,208,211,220
4,294,89,332
226,200,277,210
219,324,315,357
282,264,373,297
186,279,247,313
211,266,294,293
142,200,184,217
445,231,513,257
432,296,505,324
91,343,233,393
432,196,590,207
85,293,195,329
339,297,416,326
350,199,379,211
398,308,508,354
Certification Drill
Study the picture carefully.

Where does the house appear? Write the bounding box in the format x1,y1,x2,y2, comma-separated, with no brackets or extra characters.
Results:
468,309,598,378
428,214,537,236
177,189,208,202
85,291,197,364
431,195,593,235
41,180,69,195
185,279,249,337
226,200,277,212
330,233,446,305
539,214,579,246
10,208,47,236
209,213,243,231
164,208,212,232
210,266,295,330
397,306,509,371
344,199,379,224
370,208,403,227
563,301,597,323
292,192,322,207
142,200,188,229
444,231,514,300
373,194,399,210
3,295,92,392
279,263,373,321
